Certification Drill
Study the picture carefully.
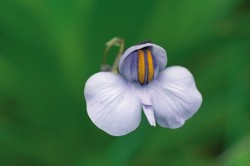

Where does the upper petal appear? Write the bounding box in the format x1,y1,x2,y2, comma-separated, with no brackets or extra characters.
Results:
118,48,160,85
84,72,142,136
119,42,167,73
151,44,167,70
148,66,202,128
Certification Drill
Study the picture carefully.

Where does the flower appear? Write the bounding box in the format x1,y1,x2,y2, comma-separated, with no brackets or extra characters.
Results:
84,42,202,136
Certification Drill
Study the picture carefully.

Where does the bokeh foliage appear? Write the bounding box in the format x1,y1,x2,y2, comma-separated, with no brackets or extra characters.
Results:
0,0,250,166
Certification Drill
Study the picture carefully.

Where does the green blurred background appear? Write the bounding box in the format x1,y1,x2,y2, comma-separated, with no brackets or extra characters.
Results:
0,0,250,166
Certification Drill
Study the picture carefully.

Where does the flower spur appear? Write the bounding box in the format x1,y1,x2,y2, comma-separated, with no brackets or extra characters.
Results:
84,39,202,136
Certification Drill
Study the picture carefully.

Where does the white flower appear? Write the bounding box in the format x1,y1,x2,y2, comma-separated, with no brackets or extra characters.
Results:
84,42,202,136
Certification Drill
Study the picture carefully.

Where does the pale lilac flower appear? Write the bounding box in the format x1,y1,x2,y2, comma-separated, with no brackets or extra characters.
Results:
84,42,202,136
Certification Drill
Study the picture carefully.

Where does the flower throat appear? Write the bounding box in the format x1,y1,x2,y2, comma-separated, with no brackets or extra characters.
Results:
137,49,154,85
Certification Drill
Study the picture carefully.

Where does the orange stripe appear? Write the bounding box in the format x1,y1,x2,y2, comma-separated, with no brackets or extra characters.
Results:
146,49,154,83
138,50,145,84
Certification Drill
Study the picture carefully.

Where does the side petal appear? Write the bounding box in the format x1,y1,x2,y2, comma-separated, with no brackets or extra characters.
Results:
84,72,142,136
149,66,202,128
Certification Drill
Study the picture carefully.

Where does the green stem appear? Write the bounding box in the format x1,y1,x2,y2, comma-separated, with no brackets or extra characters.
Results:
101,37,125,73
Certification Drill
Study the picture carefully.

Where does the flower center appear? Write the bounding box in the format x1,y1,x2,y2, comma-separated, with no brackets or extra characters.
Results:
137,49,155,85
119,47,159,85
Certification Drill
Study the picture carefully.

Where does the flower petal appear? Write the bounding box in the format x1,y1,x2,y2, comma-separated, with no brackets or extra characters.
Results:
118,50,139,82
142,105,156,127
148,66,202,128
151,44,167,70
119,43,167,73
84,72,142,136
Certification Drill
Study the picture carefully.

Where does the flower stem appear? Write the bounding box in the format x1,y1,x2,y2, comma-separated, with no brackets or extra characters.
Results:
101,37,125,73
